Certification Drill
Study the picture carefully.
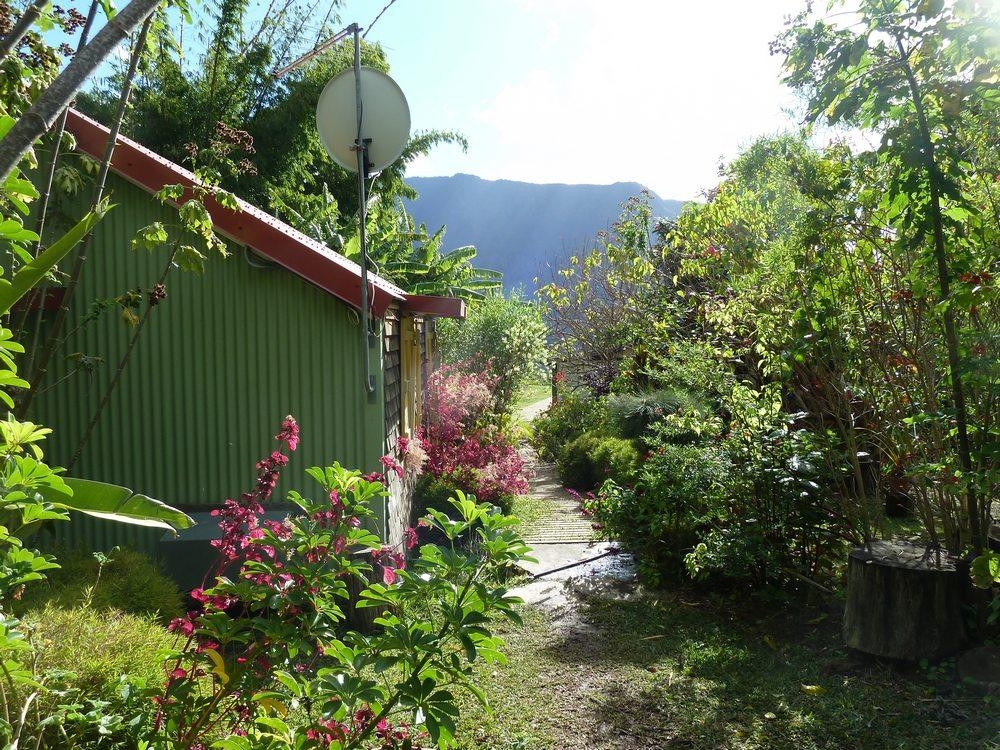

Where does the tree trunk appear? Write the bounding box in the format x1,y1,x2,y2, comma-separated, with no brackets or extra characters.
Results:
0,0,161,181
843,540,968,661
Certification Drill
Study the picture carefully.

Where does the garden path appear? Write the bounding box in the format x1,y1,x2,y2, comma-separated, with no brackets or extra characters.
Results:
457,404,1000,749
512,397,636,610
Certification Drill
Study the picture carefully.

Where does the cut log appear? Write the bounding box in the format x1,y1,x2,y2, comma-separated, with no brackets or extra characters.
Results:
843,540,967,661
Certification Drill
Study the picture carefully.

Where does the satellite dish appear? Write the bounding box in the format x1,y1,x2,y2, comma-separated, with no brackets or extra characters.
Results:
316,66,411,173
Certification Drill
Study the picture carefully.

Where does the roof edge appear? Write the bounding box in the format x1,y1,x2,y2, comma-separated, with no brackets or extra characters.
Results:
64,109,407,316
403,294,467,319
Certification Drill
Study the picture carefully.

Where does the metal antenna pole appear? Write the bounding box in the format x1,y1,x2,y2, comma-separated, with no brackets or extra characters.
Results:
353,25,377,395
270,23,358,79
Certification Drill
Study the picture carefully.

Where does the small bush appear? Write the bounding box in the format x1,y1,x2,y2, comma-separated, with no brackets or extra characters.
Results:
26,604,173,694
532,393,607,461
414,472,516,518
606,388,709,439
419,365,529,504
590,443,729,583
17,548,183,623
413,473,467,518
683,430,842,586
557,432,640,490
11,604,171,746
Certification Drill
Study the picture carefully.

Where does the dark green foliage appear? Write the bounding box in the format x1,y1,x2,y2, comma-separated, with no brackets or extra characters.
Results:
16,548,183,623
685,430,843,586
413,473,516,519
557,432,640,491
606,388,709,440
531,393,607,462
590,444,729,584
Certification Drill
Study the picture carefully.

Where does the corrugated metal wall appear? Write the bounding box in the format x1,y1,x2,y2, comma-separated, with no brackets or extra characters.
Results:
30,174,386,555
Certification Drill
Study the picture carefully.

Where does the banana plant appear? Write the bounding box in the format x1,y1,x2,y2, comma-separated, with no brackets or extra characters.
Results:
0,117,111,316
0,413,194,536
284,192,503,299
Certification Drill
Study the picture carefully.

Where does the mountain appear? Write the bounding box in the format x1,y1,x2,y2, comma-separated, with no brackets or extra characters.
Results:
403,174,685,293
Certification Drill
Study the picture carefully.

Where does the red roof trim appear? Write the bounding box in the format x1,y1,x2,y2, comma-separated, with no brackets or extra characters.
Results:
402,294,466,319
64,109,406,317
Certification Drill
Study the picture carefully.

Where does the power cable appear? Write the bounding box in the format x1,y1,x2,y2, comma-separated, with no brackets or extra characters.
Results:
363,0,398,38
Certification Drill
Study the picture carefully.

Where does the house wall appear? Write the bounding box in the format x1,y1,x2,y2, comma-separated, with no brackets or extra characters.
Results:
382,311,432,549
31,174,387,555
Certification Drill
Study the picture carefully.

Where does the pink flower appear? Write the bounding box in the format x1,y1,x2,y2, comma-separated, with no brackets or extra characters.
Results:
403,526,419,550
275,415,300,451
168,614,196,636
380,454,404,479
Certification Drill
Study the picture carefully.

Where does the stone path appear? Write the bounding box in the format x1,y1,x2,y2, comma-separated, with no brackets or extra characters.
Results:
519,451,595,546
513,398,635,609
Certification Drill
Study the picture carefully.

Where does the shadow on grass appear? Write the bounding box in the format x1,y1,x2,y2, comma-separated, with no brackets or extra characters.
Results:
538,594,1000,750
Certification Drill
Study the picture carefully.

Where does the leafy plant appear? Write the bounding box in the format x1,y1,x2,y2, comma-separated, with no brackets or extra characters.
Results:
776,0,999,552
437,292,548,417
15,547,183,622
605,388,711,441
150,417,531,749
531,392,607,463
556,432,640,491
417,365,529,505
589,444,730,584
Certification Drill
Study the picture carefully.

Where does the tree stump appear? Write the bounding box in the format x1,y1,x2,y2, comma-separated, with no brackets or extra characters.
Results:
843,540,967,662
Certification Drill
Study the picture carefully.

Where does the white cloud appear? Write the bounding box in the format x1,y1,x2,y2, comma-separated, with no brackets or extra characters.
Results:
408,0,804,199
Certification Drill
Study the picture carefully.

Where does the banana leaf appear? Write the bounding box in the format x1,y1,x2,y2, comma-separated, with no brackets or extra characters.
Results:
0,202,109,314
43,477,195,535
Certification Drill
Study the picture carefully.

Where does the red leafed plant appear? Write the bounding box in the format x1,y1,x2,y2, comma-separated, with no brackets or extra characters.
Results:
417,364,529,503
151,416,530,749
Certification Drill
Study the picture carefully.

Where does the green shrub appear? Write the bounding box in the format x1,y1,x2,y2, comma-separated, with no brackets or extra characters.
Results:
11,604,172,746
437,291,549,418
413,474,467,520
590,444,729,583
26,603,173,694
606,388,710,440
683,430,842,587
557,432,640,490
531,393,607,462
17,548,183,623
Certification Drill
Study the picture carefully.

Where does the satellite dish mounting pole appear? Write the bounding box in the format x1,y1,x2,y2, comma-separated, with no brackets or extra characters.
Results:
351,24,377,396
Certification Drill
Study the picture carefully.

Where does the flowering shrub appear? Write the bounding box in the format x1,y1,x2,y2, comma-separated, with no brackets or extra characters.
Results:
436,292,549,418
153,416,530,749
418,365,528,506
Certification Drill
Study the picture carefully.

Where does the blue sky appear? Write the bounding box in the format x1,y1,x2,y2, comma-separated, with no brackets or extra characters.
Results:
331,0,807,200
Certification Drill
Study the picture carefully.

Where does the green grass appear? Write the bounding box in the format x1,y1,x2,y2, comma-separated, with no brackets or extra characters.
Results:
513,380,552,415
509,495,551,535
450,593,1000,750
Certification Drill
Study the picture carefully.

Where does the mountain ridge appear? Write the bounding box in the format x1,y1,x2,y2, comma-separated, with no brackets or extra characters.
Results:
403,174,685,292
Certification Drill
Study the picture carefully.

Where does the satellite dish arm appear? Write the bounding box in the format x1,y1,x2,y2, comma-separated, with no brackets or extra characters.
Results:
353,25,377,396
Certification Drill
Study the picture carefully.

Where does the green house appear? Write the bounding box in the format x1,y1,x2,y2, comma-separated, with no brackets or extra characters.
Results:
26,110,463,566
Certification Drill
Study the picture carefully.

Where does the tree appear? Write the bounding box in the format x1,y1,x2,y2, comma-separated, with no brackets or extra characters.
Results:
538,193,679,395
777,0,999,552
437,291,548,417
0,0,163,180
79,0,466,229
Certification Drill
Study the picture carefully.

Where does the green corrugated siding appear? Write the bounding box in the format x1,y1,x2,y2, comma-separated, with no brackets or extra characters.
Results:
31,174,386,555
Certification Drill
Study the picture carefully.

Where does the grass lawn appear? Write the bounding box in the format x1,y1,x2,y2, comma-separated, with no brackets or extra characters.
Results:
513,381,552,415
452,592,999,750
